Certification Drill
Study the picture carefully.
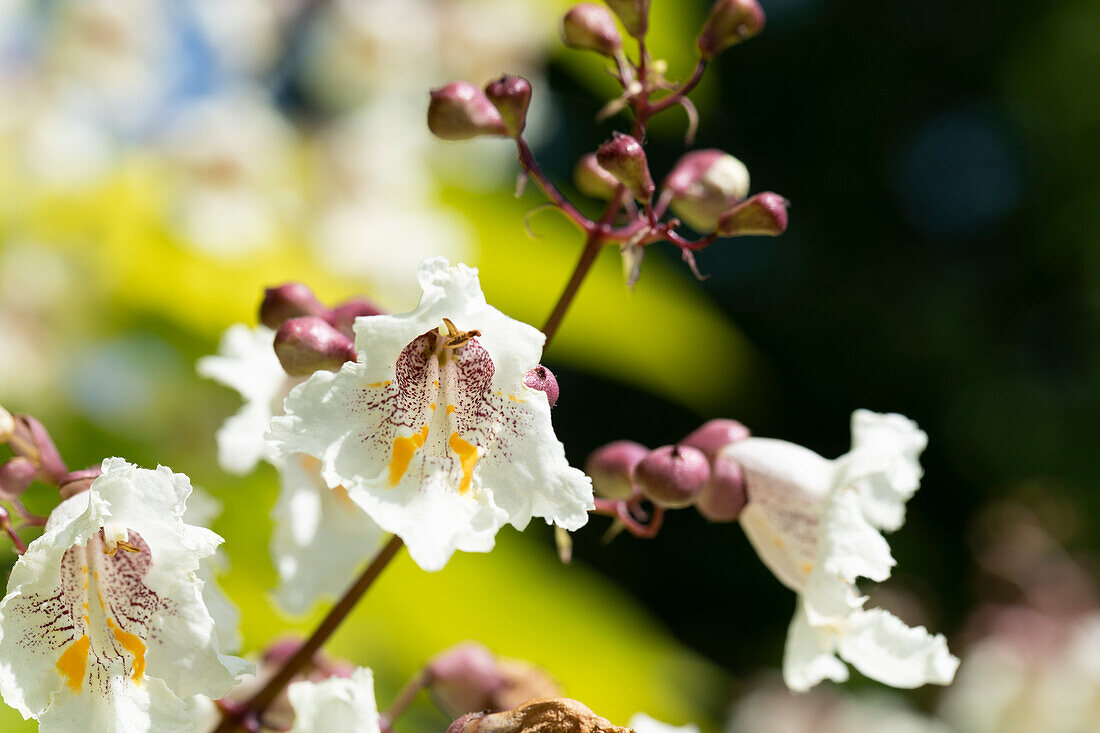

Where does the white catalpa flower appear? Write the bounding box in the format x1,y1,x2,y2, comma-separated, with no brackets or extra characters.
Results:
629,712,700,733
268,257,593,571
199,324,383,614
0,458,251,731
286,667,380,733
724,410,958,691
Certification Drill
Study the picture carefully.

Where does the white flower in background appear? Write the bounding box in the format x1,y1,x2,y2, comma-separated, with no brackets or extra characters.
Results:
199,324,384,614
727,678,951,733
0,458,250,731
165,88,298,257
940,611,1100,733
629,712,701,733
286,667,380,733
181,488,242,654
724,410,958,691
198,324,289,474
268,258,593,571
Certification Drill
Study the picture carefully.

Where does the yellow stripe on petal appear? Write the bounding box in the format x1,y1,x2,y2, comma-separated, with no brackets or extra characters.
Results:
449,433,479,496
108,620,147,683
389,425,429,485
56,636,90,693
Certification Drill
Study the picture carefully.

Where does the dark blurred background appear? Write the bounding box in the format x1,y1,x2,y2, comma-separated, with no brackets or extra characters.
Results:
546,0,1100,699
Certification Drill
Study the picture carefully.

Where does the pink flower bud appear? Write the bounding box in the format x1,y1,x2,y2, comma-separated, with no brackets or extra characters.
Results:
574,153,620,200
428,82,507,141
485,75,533,137
260,282,327,331
596,132,654,203
679,418,750,461
663,150,750,231
561,4,623,57
716,192,790,237
428,643,506,716
604,0,650,37
635,445,710,508
697,0,766,59
274,316,358,377
523,365,559,408
585,440,648,500
325,297,385,339
12,415,67,484
0,458,36,499
695,454,746,522
58,466,102,501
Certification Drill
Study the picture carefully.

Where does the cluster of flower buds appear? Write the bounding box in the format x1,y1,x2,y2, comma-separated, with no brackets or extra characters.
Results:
259,282,383,376
428,75,533,141
447,697,632,733
586,418,750,536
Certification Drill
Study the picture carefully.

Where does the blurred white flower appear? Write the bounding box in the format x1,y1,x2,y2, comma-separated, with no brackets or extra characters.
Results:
725,410,958,691
199,324,384,615
0,458,250,731
940,610,1100,733
286,667,380,733
629,712,701,733
165,88,299,256
727,678,951,733
268,258,593,571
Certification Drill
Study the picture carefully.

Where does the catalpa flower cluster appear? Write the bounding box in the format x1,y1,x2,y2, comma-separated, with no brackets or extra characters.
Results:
0,0,966,731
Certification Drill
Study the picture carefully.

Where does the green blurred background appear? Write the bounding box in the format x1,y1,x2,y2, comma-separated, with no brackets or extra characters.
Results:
2,0,1099,730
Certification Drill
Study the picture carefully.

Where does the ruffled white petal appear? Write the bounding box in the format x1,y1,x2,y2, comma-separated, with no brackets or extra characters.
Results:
803,488,894,625
183,488,242,653
783,602,849,692
287,667,380,733
837,608,959,689
268,258,592,572
0,458,251,729
723,438,836,592
197,324,288,474
628,712,700,733
838,410,927,532
271,455,385,613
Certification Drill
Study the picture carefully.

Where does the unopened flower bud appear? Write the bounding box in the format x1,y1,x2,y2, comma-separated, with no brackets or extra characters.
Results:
664,150,750,231
585,440,647,500
0,405,13,443
428,643,506,716
12,415,67,484
0,458,37,499
604,0,650,37
260,282,327,331
274,316,357,377
574,153,620,200
562,4,622,57
484,75,532,137
326,297,385,339
58,466,102,501
428,82,507,141
695,454,746,522
680,418,750,461
697,0,766,59
596,132,654,203
524,365,559,408
716,192,789,237
635,445,709,508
